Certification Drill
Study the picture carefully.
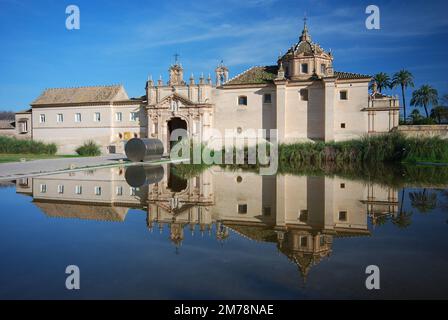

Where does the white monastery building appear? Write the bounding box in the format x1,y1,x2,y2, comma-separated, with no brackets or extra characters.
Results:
8,22,399,154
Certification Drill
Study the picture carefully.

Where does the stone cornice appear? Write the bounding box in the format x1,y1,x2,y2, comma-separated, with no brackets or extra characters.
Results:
361,107,400,111
31,100,143,108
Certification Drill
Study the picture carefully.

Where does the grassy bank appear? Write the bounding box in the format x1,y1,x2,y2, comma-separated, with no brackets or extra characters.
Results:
279,133,448,165
0,136,57,155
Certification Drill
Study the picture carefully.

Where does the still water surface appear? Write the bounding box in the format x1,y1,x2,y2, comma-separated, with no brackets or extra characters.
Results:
0,164,447,299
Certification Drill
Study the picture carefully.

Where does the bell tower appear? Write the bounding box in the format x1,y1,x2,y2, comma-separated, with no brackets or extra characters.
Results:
168,53,186,86
215,60,229,86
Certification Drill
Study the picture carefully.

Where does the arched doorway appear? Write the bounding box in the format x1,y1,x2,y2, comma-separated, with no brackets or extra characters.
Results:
167,117,188,152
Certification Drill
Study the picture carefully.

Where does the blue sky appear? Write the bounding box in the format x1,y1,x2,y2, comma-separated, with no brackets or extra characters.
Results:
0,0,447,111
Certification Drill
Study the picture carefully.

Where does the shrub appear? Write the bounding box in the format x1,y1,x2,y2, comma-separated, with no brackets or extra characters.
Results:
75,140,101,156
0,136,57,155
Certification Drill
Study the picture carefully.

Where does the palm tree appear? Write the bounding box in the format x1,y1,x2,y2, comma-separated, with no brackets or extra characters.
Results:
392,188,413,229
410,85,438,118
392,70,414,123
409,189,437,213
370,72,392,93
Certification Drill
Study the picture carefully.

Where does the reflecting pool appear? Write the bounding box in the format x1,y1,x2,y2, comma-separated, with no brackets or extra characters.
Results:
0,164,447,299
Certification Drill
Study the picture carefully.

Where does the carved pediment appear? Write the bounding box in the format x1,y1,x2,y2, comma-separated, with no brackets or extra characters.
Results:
155,93,195,110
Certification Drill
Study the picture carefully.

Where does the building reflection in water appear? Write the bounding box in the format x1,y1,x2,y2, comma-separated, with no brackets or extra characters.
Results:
15,165,399,280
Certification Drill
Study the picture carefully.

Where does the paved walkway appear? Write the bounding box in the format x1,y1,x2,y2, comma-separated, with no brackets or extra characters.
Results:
0,155,187,181
0,154,126,181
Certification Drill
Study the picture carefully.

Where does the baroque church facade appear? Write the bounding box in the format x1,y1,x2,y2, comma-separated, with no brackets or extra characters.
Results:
12,22,399,154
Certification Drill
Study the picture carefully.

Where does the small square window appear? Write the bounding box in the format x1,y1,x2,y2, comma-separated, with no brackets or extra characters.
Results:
238,96,248,106
341,123,346,129
300,89,308,101
301,63,308,74
238,204,247,214
39,114,46,123
340,91,348,100
340,183,345,189
339,211,347,221
264,94,272,104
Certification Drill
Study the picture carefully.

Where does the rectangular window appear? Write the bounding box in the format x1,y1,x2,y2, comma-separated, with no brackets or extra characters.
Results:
339,211,347,221
94,186,102,196
300,236,308,247
39,114,46,123
301,63,308,74
130,112,139,121
130,187,137,196
238,96,248,106
75,113,81,122
57,185,64,194
299,209,308,222
320,235,326,246
116,186,123,196
75,185,82,195
340,90,348,100
40,184,47,193
238,204,248,214
19,121,28,133
321,63,326,74
94,112,101,122
263,94,272,104
57,113,64,123
116,112,123,122
300,89,308,101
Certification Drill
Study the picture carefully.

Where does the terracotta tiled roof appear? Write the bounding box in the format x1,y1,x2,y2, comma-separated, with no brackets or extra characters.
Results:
223,66,371,85
31,85,128,105
224,66,278,85
0,120,14,129
334,71,371,80
34,201,128,222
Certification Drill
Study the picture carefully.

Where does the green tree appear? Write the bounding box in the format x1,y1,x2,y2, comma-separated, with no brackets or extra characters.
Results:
430,106,448,124
370,72,392,93
410,85,438,118
392,70,414,123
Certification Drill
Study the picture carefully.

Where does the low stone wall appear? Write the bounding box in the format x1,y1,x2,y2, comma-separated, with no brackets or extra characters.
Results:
0,129,16,137
395,125,448,139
